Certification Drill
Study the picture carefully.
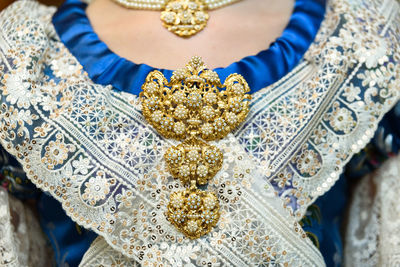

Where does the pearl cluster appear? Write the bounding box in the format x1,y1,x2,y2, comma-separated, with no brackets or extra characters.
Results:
174,104,188,119
162,12,176,24
196,164,208,177
174,121,186,135
188,2,199,9
144,81,159,94
145,97,159,111
170,1,183,10
201,105,216,120
187,149,200,161
195,11,207,23
160,116,174,131
187,193,201,209
170,193,184,208
172,69,186,81
172,90,186,103
166,149,183,164
171,209,186,223
189,56,202,68
200,209,216,224
201,123,213,137
213,117,228,133
231,83,245,95
151,110,163,123
204,92,218,105
225,112,238,125
204,148,219,165
180,10,192,24
229,97,243,113
179,164,190,177
187,92,202,108
205,70,219,84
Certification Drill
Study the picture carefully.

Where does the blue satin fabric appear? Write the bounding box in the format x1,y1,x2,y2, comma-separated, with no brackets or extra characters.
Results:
52,0,326,95
38,194,98,267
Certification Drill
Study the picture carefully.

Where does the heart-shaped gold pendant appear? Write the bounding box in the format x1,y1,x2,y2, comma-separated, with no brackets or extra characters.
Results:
167,187,220,239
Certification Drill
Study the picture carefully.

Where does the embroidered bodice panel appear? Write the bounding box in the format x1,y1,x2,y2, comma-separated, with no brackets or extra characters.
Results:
0,0,399,265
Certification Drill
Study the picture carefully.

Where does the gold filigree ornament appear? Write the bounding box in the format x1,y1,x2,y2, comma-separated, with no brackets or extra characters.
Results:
140,56,251,239
112,0,242,37
160,0,209,37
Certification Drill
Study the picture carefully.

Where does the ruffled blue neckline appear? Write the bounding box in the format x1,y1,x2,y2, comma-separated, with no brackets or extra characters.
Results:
52,0,326,94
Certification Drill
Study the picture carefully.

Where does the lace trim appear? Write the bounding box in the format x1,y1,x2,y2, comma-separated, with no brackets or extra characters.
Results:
80,237,140,266
345,155,400,266
236,0,400,218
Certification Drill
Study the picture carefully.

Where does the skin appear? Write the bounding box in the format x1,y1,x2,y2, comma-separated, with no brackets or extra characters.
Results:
86,0,294,69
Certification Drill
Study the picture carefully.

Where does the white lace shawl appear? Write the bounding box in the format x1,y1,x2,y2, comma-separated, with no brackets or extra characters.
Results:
0,0,399,265
345,155,400,266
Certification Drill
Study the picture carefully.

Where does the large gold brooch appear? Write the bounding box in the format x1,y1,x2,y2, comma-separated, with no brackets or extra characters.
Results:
140,56,251,239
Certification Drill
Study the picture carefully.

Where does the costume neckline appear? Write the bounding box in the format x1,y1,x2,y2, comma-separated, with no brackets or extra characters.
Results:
52,0,326,95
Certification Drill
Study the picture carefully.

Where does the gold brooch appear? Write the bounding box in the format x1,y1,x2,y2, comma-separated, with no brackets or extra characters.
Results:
140,56,250,238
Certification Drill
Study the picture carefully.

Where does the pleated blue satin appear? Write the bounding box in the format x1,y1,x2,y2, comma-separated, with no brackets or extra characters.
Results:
52,0,326,94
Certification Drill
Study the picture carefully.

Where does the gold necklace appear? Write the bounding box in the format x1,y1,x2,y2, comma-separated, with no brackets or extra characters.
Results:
140,56,251,239
112,0,242,37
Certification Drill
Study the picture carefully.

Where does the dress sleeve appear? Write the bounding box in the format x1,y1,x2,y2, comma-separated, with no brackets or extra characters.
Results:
0,2,49,200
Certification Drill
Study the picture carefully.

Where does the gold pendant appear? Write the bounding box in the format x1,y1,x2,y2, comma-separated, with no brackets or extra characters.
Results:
160,0,209,37
140,56,251,238
167,182,220,239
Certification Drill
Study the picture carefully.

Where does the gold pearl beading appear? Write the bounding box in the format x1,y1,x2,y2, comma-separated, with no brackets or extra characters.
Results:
140,56,251,239
112,0,242,37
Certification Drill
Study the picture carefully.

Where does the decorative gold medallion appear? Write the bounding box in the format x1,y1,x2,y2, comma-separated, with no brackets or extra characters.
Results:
140,56,251,238
141,56,251,140
161,0,209,37
165,137,223,186
167,183,220,239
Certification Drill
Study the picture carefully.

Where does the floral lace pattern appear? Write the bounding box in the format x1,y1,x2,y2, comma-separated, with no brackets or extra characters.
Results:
0,0,399,265
236,0,400,218
345,155,400,266
0,188,53,266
